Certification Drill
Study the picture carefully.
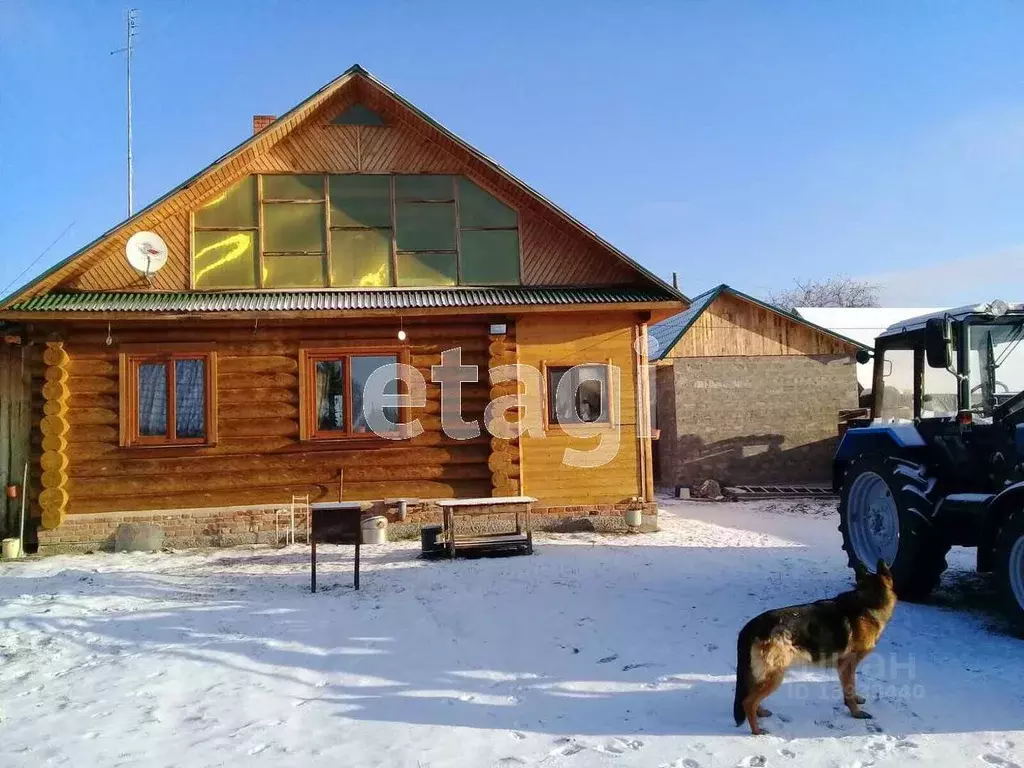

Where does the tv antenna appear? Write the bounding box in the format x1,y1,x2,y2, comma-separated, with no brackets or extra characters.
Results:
111,9,139,217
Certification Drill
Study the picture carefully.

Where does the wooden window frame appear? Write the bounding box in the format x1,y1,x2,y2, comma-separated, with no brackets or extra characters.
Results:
541,360,615,430
190,174,523,290
118,344,218,448
299,344,411,443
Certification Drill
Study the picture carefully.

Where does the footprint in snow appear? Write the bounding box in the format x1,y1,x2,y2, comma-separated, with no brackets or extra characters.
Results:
247,744,269,756
981,755,1022,768
738,756,766,768
549,738,584,757
659,759,701,768
510,731,527,741
597,654,619,664
594,738,644,754
777,748,796,759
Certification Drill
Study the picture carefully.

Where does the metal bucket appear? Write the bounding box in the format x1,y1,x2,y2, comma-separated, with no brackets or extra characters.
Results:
361,515,388,545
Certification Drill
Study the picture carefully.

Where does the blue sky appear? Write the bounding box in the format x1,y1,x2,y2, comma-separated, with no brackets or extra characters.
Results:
2,0,1024,305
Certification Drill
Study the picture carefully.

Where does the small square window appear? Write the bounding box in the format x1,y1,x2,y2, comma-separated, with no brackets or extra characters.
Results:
121,351,217,447
547,364,610,425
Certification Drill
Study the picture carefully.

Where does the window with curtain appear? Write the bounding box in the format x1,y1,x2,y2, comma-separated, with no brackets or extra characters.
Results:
192,174,520,289
546,364,611,425
301,349,403,440
121,350,217,447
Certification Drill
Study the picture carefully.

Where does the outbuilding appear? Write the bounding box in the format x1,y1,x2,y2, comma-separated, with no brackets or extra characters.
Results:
650,285,868,488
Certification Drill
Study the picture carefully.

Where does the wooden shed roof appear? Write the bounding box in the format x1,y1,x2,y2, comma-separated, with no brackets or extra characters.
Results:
649,284,870,360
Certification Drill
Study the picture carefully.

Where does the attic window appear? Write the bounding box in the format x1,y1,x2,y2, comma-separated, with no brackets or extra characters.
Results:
331,104,385,126
191,174,520,289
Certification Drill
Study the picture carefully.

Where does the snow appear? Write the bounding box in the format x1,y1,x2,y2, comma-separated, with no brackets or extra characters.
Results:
2,497,1023,768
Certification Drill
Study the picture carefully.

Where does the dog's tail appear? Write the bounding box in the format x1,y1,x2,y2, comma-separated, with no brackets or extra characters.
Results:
733,622,756,727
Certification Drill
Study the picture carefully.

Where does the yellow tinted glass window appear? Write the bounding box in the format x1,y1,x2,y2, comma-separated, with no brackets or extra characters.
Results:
330,175,391,227
193,231,257,288
263,203,326,253
262,255,326,288
396,252,457,287
194,177,257,228
330,229,392,287
263,174,324,201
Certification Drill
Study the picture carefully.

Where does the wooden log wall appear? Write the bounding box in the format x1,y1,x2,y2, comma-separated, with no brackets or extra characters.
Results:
485,322,521,496
517,312,643,507
39,342,70,529
28,319,498,517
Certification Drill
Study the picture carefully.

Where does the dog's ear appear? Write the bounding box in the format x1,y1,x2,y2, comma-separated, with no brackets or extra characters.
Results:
876,559,892,579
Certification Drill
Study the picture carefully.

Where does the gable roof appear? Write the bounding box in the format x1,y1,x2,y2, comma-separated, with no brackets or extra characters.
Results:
649,284,870,360
1,64,683,311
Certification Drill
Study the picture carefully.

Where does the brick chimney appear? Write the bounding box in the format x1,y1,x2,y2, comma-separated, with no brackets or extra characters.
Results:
252,115,276,134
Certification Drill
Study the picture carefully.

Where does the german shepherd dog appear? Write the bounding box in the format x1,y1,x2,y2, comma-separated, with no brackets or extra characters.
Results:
733,559,897,735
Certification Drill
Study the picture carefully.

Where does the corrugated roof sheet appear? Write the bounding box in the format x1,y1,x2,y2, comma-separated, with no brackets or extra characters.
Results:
648,287,720,360
10,287,675,313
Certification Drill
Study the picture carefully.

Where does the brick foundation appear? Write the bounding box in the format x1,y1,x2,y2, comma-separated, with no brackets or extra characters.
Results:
35,501,659,554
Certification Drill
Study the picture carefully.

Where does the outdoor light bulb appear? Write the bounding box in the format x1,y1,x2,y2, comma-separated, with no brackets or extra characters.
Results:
989,299,1009,317
397,329,407,341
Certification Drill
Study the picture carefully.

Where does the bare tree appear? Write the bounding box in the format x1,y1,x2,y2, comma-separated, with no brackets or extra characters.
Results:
767,276,880,311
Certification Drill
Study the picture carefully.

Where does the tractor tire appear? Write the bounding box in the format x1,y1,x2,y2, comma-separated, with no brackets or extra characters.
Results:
838,453,949,602
995,509,1024,636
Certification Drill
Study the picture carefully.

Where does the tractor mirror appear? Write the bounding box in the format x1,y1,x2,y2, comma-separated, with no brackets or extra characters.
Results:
925,317,953,369
855,349,872,365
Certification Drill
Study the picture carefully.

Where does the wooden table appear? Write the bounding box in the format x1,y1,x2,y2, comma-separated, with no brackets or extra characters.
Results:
436,496,536,558
310,501,364,592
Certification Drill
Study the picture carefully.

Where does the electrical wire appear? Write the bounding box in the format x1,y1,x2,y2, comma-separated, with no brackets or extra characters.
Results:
0,221,76,299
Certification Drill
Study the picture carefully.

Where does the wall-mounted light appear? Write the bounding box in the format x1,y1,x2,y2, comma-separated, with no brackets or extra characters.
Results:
397,317,407,342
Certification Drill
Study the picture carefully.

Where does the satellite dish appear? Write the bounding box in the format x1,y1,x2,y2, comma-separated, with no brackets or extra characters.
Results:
125,231,168,278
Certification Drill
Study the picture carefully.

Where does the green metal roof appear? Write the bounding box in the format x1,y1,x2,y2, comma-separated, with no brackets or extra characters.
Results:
9,287,676,314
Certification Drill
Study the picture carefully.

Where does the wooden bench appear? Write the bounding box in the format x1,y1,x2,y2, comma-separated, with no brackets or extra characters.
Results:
436,496,536,559
309,501,364,592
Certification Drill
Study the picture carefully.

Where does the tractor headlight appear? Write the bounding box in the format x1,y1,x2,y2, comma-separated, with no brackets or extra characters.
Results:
988,299,1009,317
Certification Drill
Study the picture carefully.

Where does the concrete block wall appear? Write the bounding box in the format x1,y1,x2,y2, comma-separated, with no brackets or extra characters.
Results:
656,355,857,487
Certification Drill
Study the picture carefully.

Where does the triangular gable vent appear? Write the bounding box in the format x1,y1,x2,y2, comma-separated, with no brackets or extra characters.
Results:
331,103,385,126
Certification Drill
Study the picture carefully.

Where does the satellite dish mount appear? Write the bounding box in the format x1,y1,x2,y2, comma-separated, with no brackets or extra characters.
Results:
125,231,168,285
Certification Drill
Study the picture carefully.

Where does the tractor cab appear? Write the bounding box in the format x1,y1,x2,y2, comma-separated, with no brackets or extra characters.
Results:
835,301,1024,634
869,300,1024,429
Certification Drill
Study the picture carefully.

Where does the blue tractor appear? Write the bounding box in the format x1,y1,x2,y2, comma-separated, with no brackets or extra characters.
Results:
835,301,1024,631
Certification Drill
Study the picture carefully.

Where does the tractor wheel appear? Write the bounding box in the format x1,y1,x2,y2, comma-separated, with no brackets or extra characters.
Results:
995,509,1024,635
838,453,949,601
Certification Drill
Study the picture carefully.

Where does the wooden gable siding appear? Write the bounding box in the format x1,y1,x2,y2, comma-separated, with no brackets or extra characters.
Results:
56,77,635,294
517,312,643,506
28,317,498,516
666,293,855,358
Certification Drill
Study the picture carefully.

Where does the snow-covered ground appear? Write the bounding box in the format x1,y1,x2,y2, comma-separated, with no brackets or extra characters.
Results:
1,497,1022,768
